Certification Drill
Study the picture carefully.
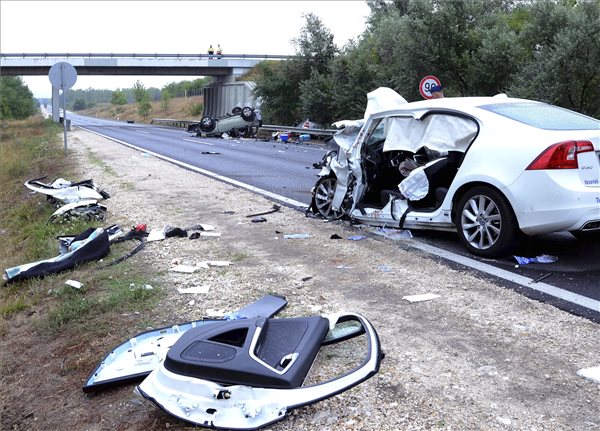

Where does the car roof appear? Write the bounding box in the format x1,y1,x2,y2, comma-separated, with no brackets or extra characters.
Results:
389,95,538,113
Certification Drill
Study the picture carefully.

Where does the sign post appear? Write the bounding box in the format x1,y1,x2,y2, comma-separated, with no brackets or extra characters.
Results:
48,62,77,154
419,75,441,100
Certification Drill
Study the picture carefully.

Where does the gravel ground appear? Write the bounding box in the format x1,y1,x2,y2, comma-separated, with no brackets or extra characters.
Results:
10,128,600,431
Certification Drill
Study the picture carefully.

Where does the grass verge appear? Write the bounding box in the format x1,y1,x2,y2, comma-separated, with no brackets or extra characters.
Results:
0,116,163,338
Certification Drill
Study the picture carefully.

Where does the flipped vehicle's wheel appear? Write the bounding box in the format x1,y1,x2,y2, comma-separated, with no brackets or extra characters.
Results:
231,106,242,116
455,186,521,258
313,176,350,220
200,116,216,132
241,106,256,122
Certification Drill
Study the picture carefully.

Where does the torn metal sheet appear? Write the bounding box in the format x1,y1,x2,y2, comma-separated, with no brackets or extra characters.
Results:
83,295,288,393
48,200,107,222
135,312,382,430
25,176,109,204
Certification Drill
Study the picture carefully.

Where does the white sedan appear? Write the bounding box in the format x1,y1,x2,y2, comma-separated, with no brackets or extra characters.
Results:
310,88,600,257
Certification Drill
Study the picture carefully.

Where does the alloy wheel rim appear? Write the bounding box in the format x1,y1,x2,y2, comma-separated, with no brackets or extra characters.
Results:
461,194,502,250
315,178,343,219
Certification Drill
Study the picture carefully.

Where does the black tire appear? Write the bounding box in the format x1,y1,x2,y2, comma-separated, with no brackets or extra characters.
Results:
241,106,255,122
231,106,242,116
454,186,521,258
312,176,350,220
200,116,216,132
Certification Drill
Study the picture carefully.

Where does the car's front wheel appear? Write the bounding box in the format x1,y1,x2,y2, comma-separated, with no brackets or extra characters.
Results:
455,186,521,258
200,116,216,132
241,106,255,122
313,176,350,220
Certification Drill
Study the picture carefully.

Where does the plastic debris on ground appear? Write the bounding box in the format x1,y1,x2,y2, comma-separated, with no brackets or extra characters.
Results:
252,216,267,223
330,234,342,239
169,265,199,273
283,233,311,239
402,293,440,303
147,229,166,242
65,279,83,289
577,366,600,384
200,232,221,238
348,235,367,241
513,254,558,265
370,226,413,240
177,285,210,294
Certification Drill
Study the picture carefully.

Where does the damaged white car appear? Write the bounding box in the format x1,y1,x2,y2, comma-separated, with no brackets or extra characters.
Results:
310,88,600,257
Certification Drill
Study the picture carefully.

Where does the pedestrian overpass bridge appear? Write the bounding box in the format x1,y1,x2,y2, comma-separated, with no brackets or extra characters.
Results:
0,53,293,120
0,53,291,81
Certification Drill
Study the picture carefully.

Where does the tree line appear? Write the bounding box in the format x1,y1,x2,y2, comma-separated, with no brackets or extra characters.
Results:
2,1,598,124
253,0,600,126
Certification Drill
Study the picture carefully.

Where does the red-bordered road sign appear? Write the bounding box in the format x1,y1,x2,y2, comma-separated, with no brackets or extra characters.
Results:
419,75,441,100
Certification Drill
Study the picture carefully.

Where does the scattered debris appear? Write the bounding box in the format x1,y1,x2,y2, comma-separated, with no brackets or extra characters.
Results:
164,226,188,238
199,232,221,238
245,204,281,218
147,229,166,242
402,293,440,303
330,234,342,239
577,366,600,384
201,151,221,155
65,279,82,289
189,232,201,240
251,216,267,223
169,265,200,273
3,227,110,283
514,254,558,265
348,235,367,241
283,233,311,239
177,285,210,294
370,227,413,240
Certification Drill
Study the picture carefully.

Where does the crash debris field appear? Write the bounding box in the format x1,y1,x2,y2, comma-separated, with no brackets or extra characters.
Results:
1,128,599,431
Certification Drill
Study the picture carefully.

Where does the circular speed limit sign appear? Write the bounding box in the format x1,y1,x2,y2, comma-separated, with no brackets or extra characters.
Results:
419,75,441,99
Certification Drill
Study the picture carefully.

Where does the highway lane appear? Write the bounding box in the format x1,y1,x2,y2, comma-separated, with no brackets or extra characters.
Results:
71,114,326,204
70,114,600,321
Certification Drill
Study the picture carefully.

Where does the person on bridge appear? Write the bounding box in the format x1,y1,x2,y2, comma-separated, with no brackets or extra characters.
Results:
216,44,222,59
208,45,214,59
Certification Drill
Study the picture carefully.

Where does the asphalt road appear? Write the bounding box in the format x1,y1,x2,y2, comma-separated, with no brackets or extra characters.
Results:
70,114,600,321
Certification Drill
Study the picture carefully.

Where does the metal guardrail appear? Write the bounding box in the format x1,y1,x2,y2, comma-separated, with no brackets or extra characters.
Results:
150,119,338,137
259,125,337,137
151,118,195,128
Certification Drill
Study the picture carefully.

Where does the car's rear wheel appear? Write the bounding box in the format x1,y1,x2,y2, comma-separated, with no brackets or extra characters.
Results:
200,116,216,132
241,106,255,122
313,176,350,220
455,186,521,257
231,106,242,116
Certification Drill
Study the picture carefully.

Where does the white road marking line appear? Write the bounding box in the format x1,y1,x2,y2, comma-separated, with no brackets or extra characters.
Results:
408,240,600,313
183,139,214,146
78,126,600,314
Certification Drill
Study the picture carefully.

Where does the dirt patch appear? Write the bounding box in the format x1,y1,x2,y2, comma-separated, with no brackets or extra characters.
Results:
1,128,599,431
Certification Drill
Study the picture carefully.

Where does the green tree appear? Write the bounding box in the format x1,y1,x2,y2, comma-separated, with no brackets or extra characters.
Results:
0,76,38,120
254,13,338,125
132,80,147,103
111,90,128,105
511,0,600,117
161,90,171,110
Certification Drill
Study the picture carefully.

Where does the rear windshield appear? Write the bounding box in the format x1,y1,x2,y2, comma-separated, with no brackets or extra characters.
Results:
479,102,600,130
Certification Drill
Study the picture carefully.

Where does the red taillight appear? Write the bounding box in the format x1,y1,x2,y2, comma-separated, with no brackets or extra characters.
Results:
526,140,595,170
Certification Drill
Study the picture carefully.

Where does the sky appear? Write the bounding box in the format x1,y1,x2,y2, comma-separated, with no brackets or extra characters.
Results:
1,0,371,98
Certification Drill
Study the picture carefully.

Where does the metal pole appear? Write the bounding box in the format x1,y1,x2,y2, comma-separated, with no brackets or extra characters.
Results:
61,64,68,155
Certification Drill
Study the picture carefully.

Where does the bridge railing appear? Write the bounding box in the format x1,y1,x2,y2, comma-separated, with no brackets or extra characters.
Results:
0,53,296,60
